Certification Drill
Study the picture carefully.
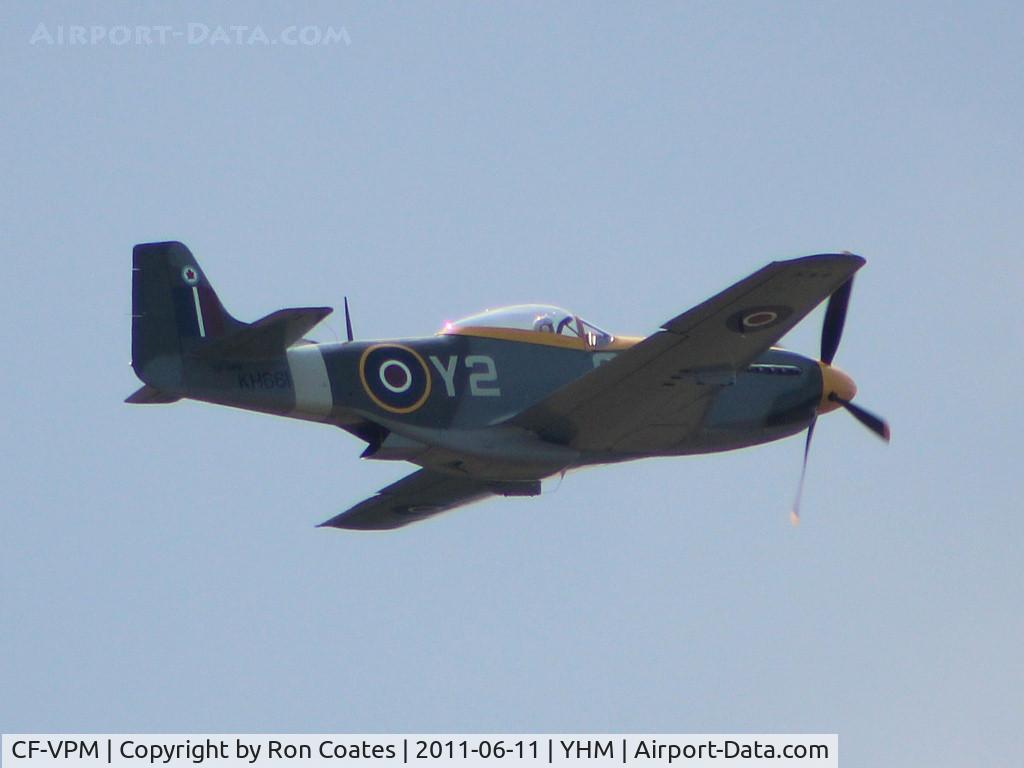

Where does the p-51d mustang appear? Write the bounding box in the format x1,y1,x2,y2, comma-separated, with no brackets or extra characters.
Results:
128,241,889,530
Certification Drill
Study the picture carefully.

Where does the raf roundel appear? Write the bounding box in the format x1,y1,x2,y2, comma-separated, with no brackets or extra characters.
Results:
182,265,200,286
726,304,793,334
379,360,413,393
359,344,432,414
743,310,778,328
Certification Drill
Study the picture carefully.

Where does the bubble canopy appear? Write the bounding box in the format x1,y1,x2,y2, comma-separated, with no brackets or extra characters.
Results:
440,304,615,348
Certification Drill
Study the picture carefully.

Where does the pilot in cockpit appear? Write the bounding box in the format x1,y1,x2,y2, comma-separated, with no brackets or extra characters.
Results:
533,313,556,333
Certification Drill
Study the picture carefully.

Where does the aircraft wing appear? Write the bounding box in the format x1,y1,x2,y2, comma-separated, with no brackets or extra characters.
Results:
509,253,865,452
319,469,538,530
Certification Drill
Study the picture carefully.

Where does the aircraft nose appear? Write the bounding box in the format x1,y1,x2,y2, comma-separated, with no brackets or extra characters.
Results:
817,362,857,414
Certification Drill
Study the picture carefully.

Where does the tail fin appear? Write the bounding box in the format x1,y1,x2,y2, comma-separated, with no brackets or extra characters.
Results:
129,241,334,402
131,241,243,390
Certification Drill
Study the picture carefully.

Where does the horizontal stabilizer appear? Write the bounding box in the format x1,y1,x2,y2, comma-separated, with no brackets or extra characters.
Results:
125,384,181,404
191,306,332,360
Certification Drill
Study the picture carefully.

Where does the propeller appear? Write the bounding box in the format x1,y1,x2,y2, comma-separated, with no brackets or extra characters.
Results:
790,276,890,523
829,394,891,442
790,416,816,526
343,296,354,342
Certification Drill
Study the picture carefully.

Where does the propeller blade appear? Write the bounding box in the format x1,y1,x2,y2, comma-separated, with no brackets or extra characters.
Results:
343,296,354,342
790,416,817,526
821,278,854,365
830,395,891,442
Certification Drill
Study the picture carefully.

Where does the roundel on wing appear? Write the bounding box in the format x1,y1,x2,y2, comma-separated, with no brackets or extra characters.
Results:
358,344,432,413
726,305,794,333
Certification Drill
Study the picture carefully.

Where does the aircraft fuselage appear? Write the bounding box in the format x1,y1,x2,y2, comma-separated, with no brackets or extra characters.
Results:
179,334,823,480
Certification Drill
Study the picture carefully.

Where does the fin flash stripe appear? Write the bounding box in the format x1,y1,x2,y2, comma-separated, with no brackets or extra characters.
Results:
191,286,206,338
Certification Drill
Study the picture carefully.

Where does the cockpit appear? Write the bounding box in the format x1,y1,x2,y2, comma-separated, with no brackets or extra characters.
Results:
439,304,616,349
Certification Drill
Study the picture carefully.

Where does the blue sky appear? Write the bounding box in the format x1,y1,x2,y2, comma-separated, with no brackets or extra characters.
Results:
2,3,1021,765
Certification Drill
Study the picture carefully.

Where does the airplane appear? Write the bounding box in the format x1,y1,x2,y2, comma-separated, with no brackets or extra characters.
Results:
127,241,889,530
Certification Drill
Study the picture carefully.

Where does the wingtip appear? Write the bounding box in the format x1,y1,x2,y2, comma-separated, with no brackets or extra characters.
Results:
772,252,866,271
316,515,369,530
